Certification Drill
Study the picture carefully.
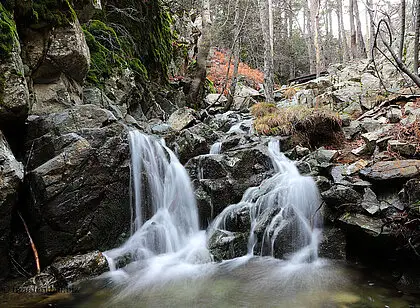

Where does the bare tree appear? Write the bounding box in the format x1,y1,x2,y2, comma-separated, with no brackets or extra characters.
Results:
366,0,376,59
349,0,357,59
414,0,420,74
310,0,322,76
353,0,367,58
258,0,274,102
399,0,406,60
305,0,316,73
188,0,212,108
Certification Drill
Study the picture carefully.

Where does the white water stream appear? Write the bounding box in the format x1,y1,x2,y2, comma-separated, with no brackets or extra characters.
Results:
102,131,326,303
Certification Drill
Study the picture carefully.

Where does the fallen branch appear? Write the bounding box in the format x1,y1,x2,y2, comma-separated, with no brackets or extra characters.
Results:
18,211,40,275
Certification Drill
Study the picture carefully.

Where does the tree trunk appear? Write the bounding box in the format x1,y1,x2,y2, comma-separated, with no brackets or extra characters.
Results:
366,0,375,59
258,0,274,102
399,0,406,60
415,0,420,75
310,0,322,77
306,0,316,73
187,0,211,108
226,0,241,109
338,0,350,61
349,0,357,59
353,0,367,58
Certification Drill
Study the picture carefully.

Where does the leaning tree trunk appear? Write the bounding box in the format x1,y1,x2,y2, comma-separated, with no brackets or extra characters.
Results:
353,0,367,58
258,0,274,102
349,0,357,59
187,0,212,108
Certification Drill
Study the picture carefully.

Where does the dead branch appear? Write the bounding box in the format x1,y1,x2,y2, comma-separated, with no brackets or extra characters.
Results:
18,211,40,275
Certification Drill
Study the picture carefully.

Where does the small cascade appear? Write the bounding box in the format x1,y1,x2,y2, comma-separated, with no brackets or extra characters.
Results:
209,141,222,154
104,130,203,267
208,139,322,262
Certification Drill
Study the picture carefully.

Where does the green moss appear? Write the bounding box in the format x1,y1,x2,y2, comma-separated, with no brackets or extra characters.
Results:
0,3,17,58
83,21,148,86
206,78,216,94
32,0,76,27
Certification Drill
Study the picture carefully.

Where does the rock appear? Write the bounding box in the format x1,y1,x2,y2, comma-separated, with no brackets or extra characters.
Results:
360,160,420,181
388,140,417,157
351,144,369,156
360,120,382,133
167,123,219,164
24,106,131,265
286,145,310,160
360,73,381,109
168,107,196,131
386,107,402,123
346,159,369,175
343,101,363,117
32,74,83,115
401,114,417,126
343,121,362,140
361,188,380,215
321,185,362,207
32,19,90,83
340,114,351,127
318,226,346,259
205,93,227,106
20,251,108,291
208,230,248,261
313,147,339,163
404,102,420,116
403,178,420,205
295,161,311,175
232,84,261,111
338,213,389,236
0,27,29,126
314,176,331,192
0,131,24,278
361,125,393,153
151,123,172,135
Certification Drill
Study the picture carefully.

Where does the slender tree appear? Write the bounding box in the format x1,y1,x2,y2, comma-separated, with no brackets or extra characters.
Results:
415,0,420,74
349,0,357,59
353,0,367,58
258,0,274,102
310,0,322,76
399,0,406,60
337,0,350,61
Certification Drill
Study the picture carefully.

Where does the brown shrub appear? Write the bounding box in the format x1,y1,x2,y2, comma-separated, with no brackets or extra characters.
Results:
252,103,343,148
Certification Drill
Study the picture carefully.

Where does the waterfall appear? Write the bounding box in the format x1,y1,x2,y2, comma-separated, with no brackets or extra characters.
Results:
209,142,222,154
104,131,201,265
208,139,322,262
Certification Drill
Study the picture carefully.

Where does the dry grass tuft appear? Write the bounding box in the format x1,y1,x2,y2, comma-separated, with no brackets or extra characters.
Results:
251,103,343,148
283,88,297,99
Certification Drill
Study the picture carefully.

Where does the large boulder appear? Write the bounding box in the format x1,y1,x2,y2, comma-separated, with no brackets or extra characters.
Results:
23,105,131,265
31,19,90,83
0,131,24,279
168,107,197,131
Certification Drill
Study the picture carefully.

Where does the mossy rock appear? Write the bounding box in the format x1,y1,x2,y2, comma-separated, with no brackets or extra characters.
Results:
0,3,17,59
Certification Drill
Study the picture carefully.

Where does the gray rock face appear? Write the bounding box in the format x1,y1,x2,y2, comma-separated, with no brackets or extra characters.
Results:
232,84,260,111
360,160,420,181
321,185,362,207
338,213,390,237
32,20,90,83
386,107,402,123
24,105,131,265
168,107,197,131
186,145,273,227
388,140,417,157
0,131,24,278
361,188,380,215
20,251,108,291
0,33,29,126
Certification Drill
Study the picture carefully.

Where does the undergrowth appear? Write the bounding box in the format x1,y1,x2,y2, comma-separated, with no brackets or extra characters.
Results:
251,102,343,148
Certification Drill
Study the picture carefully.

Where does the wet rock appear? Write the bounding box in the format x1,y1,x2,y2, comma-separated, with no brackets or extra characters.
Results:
314,176,331,192
24,106,131,265
403,178,420,205
286,145,310,160
387,140,416,157
321,185,362,207
338,213,389,236
20,251,108,291
0,131,24,278
360,160,420,181
208,230,248,261
319,226,346,259
168,107,197,131
361,188,380,215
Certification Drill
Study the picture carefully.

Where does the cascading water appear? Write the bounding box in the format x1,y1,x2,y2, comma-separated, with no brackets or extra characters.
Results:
103,130,208,270
208,139,322,262
209,141,222,154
